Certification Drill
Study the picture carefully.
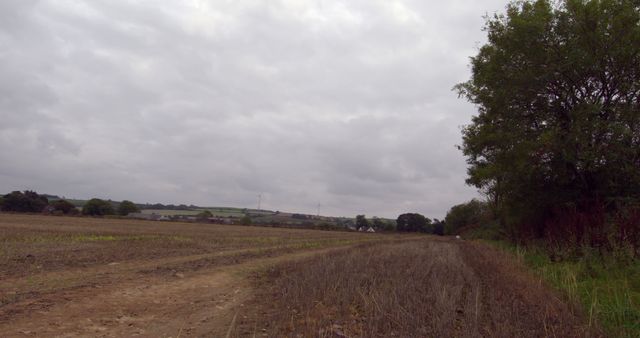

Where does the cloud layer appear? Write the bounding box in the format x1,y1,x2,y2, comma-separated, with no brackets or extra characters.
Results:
0,0,507,218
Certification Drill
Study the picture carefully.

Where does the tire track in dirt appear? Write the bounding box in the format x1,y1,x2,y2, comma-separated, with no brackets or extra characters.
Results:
0,245,359,338
456,240,600,338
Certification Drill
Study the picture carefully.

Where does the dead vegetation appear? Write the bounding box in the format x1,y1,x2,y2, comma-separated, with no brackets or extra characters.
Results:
236,238,600,337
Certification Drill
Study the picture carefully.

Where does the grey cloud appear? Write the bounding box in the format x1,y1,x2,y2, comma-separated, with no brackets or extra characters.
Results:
0,0,508,218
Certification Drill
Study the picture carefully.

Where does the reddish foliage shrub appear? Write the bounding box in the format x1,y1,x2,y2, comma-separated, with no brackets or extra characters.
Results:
614,207,640,257
544,200,640,258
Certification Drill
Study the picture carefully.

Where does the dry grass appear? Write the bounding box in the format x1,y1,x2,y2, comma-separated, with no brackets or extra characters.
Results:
235,238,599,337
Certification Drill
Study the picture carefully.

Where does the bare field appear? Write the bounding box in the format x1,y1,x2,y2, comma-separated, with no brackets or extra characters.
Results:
0,214,393,337
0,214,598,337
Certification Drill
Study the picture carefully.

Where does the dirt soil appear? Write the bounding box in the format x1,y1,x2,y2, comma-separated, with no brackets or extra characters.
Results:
0,215,599,337
0,247,350,338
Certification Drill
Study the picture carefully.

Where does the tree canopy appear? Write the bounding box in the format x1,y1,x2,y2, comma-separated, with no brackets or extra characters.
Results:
197,210,213,220
1,191,49,213
444,200,488,235
50,199,79,215
456,0,640,237
118,200,140,216
396,213,430,233
82,198,115,216
355,215,370,229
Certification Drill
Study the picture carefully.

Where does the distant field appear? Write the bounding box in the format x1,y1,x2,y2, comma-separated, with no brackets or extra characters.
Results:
139,207,259,217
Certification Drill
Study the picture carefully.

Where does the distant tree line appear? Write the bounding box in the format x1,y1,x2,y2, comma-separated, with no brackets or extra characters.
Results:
1,191,49,213
135,203,195,211
351,214,445,235
0,190,139,217
396,213,445,235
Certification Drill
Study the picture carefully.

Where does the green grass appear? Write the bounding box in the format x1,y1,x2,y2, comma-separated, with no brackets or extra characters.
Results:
490,241,640,337
140,209,200,216
140,207,247,217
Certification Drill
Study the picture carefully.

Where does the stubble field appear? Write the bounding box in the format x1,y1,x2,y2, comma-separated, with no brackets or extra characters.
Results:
0,214,599,337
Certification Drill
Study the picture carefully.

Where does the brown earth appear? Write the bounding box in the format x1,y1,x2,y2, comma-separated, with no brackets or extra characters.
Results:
0,214,600,337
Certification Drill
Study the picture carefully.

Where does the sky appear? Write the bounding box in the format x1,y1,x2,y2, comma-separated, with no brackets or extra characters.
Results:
0,0,507,219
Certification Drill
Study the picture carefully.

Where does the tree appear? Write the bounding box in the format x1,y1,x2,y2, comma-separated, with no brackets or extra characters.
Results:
456,0,640,238
1,191,48,213
372,217,385,229
118,200,140,216
50,199,79,215
396,213,429,233
197,210,213,220
240,215,252,225
432,219,445,236
82,198,115,216
355,215,369,230
444,200,487,235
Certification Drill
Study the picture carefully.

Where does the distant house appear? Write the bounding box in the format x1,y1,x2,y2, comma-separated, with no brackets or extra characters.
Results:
366,227,376,233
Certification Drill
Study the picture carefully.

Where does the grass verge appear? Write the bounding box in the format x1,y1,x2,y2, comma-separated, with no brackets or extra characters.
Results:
489,240,640,337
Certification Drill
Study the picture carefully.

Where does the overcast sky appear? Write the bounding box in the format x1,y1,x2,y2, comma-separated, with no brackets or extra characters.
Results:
0,0,507,219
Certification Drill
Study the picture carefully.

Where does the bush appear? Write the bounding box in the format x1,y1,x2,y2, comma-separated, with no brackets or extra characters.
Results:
544,201,640,258
82,198,115,216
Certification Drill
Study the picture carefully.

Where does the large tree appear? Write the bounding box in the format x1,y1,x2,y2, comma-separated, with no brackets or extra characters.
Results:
396,213,430,233
82,198,115,216
456,0,640,237
50,199,79,215
444,200,487,235
117,200,140,216
355,215,370,230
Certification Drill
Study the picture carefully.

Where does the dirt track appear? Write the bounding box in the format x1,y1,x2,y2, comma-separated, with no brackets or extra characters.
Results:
237,239,599,337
